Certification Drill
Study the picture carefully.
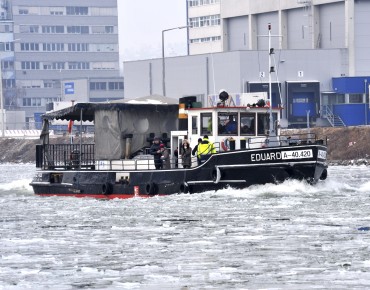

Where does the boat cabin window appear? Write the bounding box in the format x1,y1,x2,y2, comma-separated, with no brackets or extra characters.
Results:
218,112,238,135
191,116,198,134
257,113,278,135
240,113,255,135
200,113,212,135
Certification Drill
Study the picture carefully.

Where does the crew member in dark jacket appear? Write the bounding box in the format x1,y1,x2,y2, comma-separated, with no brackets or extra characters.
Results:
150,137,163,169
192,138,203,166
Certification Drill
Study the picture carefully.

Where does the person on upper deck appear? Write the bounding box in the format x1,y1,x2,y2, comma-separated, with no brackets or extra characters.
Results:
150,137,163,170
197,135,216,163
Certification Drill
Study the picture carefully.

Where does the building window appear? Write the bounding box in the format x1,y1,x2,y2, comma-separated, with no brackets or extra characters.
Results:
91,26,114,34
20,25,39,33
189,0,220,7
2,60,14,70
189,14,220,27
68,43,89,52
0,42,14,51
106,26,114,33
42,26,64,33
90,82,107,90
43,43,64,51
68,62,89,70
349,94,363,104
21,43,39,51
108,82,123,90
91,62,117,70
190,36,221,43
50,11,63,15
43,62,65,70
66,6,88,15
4,79,15,88
19,9,29,15
21,61,40,70
67,26,89,34
0,24,12,33
23,98,41,107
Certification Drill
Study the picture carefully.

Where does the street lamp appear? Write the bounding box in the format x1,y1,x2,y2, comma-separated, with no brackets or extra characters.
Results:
162,26,190,96
1,39,20,137
0,60,4,137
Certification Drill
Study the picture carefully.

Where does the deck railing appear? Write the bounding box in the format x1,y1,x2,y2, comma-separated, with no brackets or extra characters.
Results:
38,144,95,170
37,134,326,171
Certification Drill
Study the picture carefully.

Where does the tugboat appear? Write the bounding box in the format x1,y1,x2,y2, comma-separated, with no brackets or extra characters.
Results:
30,26,328,199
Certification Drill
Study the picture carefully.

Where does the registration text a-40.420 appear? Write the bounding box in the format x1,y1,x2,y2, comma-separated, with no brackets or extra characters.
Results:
281,149,313,160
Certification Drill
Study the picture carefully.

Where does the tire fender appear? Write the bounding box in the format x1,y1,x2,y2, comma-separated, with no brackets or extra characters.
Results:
102,182,113,195
145,182,158,195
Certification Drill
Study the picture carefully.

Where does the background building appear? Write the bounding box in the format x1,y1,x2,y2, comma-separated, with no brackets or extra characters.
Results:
0,0,123,130
125,0,370,128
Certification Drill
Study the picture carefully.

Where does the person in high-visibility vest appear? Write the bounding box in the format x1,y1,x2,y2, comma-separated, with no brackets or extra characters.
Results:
197,135,216,163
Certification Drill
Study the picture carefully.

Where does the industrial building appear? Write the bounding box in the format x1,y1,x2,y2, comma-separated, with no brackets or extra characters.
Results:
125,0,370,128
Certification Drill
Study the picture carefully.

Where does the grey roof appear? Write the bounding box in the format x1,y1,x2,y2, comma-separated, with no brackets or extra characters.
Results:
43,95,179,122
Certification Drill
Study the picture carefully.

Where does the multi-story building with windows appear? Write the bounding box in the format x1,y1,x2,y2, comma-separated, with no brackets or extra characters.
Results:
187,0,221,55
0,0,123,129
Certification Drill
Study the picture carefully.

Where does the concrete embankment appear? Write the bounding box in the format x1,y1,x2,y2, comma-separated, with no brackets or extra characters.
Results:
0,126,369,164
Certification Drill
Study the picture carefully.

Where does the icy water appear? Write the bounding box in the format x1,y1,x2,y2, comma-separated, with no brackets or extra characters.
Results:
1,164,370,289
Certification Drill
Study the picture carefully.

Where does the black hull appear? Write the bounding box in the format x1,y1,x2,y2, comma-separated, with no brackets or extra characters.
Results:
31,144,328,199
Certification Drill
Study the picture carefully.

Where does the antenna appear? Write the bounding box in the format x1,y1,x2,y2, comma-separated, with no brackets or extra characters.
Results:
268,24,275,137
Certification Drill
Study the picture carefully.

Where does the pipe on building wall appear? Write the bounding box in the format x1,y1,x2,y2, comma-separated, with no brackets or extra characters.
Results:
206,57,209,97
149,62,152,95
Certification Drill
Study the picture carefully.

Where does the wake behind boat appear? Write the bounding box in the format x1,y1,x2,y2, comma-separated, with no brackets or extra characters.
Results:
30,24,328,199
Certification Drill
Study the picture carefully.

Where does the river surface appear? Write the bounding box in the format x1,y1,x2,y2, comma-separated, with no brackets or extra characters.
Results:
0,164,370,289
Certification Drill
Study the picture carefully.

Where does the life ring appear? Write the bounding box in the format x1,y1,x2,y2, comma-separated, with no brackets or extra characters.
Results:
179,182,189,193
101,182,113,195
145,182,158,195
221,137,230,151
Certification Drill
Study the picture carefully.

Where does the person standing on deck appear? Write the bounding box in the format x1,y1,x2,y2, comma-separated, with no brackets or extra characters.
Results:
197,135,216,163
150,137,163,169
181,139,192,168
192,138,203,166
160,144,170,169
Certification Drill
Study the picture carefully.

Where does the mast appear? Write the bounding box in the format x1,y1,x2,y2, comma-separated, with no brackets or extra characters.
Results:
268,23,276,137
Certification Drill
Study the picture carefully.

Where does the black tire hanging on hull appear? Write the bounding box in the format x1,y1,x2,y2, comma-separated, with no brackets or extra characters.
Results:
102,182,113,195
320,168,328,180
145,182,158,195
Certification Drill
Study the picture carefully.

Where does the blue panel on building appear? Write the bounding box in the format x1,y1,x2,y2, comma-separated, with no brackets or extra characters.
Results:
332,77,370,94
333,104,368,126
34,112,43,129
64,82,75,95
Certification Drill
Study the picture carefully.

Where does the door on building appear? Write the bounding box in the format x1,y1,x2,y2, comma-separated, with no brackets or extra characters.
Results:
292,92,315,117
